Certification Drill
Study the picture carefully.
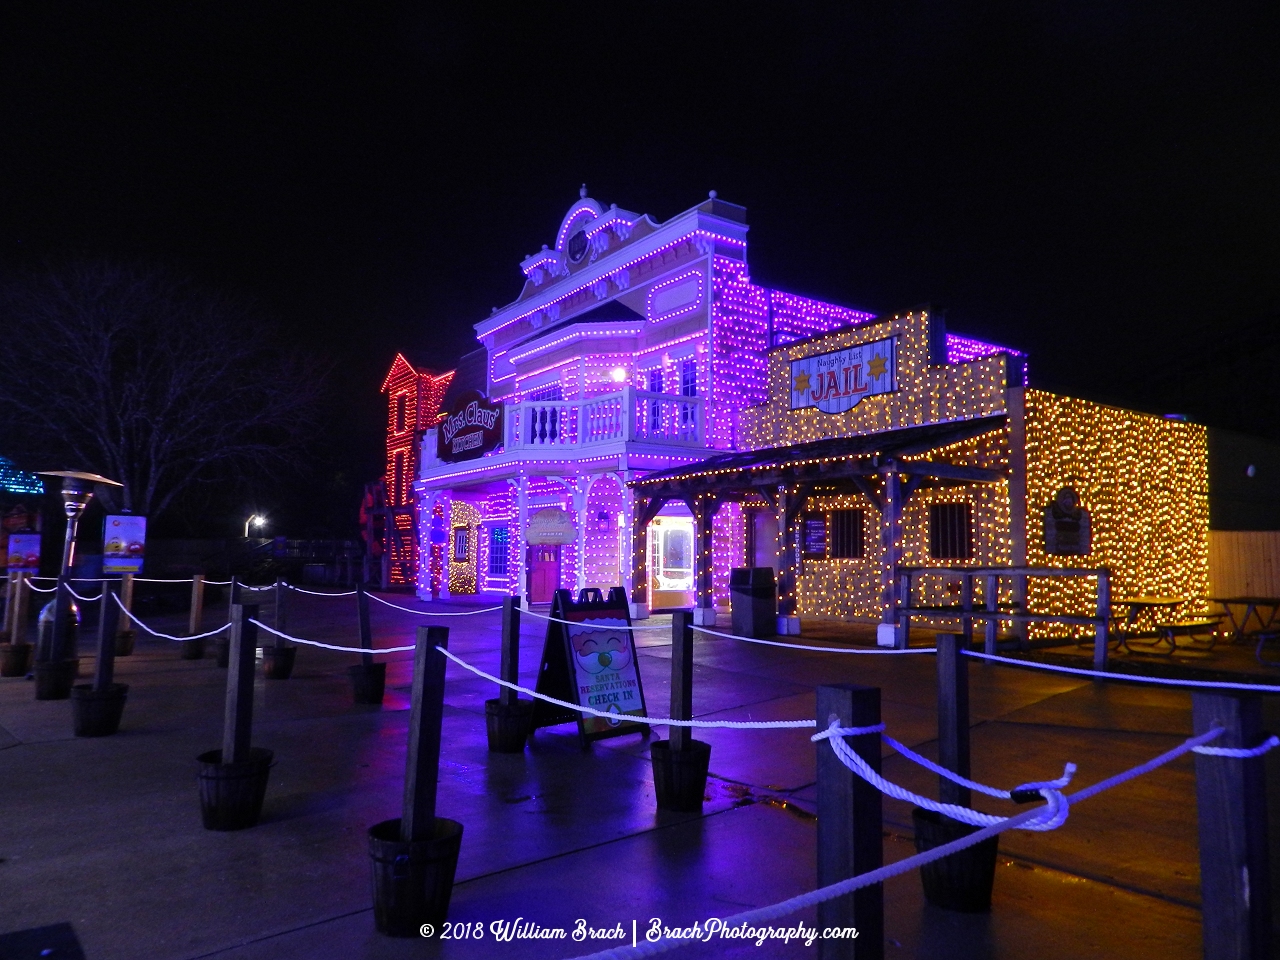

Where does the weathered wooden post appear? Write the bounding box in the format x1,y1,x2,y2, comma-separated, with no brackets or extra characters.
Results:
983,573,998,655
816,684,883,960
368,625,464,937
215,577,238,668
261,577,295,680
114,572,136,656
197,601,273,830
180,574,207,660
1193,692,1272,960
0,573,33,676
485,595,532,751
960,574,974,648
650,610,711,811
349,581,386,704
70,581,129,737
909,633,1000,912
1093,568,1111,672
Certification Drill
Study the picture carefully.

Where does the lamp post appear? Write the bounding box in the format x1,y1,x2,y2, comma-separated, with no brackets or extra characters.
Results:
36,471,123,664
244,514,265,539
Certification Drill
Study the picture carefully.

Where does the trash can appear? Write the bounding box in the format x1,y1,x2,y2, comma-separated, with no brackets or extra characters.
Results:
729,567,776,639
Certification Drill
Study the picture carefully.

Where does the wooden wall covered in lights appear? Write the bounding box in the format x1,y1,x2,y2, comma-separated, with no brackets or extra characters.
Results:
1020,389,1210,627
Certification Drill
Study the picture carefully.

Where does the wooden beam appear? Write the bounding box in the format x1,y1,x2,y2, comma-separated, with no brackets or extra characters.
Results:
401,625,449,843
669,611,694,752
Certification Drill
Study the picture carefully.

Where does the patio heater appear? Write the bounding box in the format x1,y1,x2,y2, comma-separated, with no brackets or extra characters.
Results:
36,471,123,664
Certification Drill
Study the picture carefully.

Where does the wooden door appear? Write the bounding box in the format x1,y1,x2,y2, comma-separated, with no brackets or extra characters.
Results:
527,545,561,603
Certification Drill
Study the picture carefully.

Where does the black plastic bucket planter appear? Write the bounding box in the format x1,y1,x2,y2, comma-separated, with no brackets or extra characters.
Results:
368,817,464,937
180,637,205,660
650,739,712,812
71,683,128,737
349,663,386,704
0,643,33,677
34,658,80,700
196,748,274,830
912,807,1000,912
261,645,295,680
484,698,533,752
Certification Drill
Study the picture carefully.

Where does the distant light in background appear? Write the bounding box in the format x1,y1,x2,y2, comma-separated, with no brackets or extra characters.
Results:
244,514,266,538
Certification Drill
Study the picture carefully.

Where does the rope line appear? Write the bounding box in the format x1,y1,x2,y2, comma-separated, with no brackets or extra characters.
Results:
692,623,936,654
365,592,504,617
287,585,358,597
204,579,233,586
437,646,816,730
1190,734,1279,758
64,584,104,602
813,720,1075,831
248,618,414,653
964,648,1280,693
133,577,198,583
111,593,230,641
520,608,670,631
23,579,58,593
564,724,1235,960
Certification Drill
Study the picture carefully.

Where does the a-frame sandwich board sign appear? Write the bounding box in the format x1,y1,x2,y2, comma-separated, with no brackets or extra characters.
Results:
531,586,649,746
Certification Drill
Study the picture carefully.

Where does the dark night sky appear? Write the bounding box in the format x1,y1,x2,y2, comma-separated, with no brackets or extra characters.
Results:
2,2,1278,534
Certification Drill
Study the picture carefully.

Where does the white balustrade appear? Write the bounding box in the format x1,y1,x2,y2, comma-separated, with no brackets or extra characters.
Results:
505,386,704,452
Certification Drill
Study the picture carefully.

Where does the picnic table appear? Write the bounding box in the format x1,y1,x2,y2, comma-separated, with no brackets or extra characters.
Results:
1209,596,1280,642
1111,596,1222,655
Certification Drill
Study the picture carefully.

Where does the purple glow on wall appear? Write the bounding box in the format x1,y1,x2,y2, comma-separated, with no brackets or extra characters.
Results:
944,333,1026,364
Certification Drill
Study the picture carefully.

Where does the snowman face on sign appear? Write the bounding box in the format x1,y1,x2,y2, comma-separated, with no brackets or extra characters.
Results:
571,625,631,675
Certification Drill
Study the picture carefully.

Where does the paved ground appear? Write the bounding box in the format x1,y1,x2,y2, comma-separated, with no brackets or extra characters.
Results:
1,589,1275,959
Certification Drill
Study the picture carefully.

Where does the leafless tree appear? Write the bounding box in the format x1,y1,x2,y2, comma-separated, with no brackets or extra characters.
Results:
0,262,324,519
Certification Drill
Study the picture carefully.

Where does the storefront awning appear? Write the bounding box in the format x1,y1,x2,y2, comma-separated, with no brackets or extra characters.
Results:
630,414,1007,500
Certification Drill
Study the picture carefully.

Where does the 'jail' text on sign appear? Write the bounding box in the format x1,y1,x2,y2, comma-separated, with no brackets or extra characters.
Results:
789,336,897,414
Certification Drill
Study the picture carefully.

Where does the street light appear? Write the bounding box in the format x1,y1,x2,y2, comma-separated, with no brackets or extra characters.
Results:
244,514,266,538
36,470,123,666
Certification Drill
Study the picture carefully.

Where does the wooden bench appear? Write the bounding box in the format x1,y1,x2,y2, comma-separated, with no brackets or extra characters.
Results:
1153,617,1225,651
1255,629,1280,667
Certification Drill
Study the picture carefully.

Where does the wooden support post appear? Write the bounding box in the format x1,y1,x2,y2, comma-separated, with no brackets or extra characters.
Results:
816,684,884,960
93,581,118,692
881,472,902,629
960,575,974,648
936,633,971,808
2,571,13,642
1012,571,1028,650
357,581,374,668
222,602,259,764
499,595,521,708
1093,569,1110,671
188,574,205,636
670,610,694,753
984,573,998,655
401,625,449,844
1193,692,1272,960
12,573,29,645
894,568,911,648
274,577,290,646
116,573,135,638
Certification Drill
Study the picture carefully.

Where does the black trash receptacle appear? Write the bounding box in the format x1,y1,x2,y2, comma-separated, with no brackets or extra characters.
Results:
729,567,776,639
912,807,1000,912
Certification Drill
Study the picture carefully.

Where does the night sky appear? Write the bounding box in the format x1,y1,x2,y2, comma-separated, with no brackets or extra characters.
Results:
2,2,1278,535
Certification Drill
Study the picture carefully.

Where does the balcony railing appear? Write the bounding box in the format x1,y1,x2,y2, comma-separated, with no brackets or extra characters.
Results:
506,386,705,451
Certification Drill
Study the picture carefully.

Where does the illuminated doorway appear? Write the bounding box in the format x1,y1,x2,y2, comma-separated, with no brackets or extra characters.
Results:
647,515,694,609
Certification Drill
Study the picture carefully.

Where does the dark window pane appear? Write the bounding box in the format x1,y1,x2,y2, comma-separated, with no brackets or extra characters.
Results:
830,509,864,559
929,503,972,560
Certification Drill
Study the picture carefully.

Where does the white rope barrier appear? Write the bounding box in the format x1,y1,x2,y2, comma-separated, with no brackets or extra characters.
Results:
287,585,358,597
112,593,230,641
64,584,103,602
1190,734,1280,758
436,645,816,730
204,579,233,586
564,723,1248,960
365,592,503,616
964,648,1280,693
813,720,1074,831
23,578,58,593
133,577,197,583
248,618,415,653
520,608,670,630
692,623,935,654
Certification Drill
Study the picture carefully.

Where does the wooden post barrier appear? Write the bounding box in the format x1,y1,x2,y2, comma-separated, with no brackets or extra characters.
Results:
188,574,205,636
0,574,33,677
69,580,130,737
274,578,290,639
816,684,883,960
113,572,136,656
349,581,386,705
261,577,295,679
367,625,464,936
196,600,273,830
983,573,998,655
1193,692,1272,960
651,610,711,811
960,575,974,649
485,595,532,751
936,633,971,808
214,578,239,668
1093,569,1111,672
2,571,14,642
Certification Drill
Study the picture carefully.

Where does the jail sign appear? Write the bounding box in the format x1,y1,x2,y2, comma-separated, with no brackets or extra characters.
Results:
790,336,897,413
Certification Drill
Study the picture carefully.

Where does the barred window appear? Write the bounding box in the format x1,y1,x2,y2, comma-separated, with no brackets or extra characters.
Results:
488,527,508,577
930,503,973,560
829,509,865,559
452,527,468,562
